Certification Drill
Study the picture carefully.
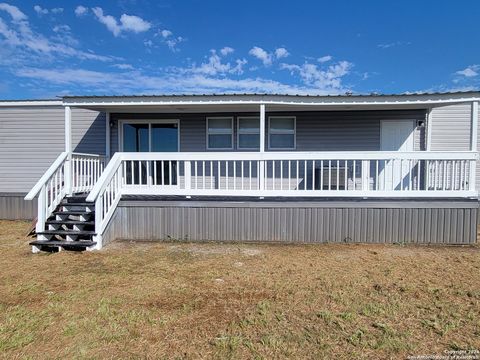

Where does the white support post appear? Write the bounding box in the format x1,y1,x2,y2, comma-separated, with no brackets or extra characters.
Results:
469,101,478,191
426,108,433,151
105,112,111,162
36,185,46,237
184,160,192,190
362,160,370,191
64,106,73,195
259,104,266,191
92,197,103,250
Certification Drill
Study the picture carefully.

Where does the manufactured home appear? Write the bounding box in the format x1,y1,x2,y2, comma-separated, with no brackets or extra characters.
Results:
0,92,479,251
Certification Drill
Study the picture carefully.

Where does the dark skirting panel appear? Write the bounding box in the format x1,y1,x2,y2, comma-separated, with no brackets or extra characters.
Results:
102,198,479,245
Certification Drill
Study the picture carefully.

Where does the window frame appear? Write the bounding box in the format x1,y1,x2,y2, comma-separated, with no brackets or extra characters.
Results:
119,119,180,152
268,116,296,150
237,116,261,150
206,116,234,150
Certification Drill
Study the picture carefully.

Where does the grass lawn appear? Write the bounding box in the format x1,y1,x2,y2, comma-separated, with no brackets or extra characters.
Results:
0,220,479,359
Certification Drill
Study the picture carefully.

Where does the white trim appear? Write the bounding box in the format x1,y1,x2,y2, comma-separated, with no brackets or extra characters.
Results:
426,109,433,151
268,116,296,150
206,116,234,150
119,119,180,152
108,151,477,161
237,116,260,150
0,100,62,107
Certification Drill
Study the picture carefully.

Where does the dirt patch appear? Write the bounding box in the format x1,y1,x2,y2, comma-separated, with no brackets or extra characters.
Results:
0,220,479,359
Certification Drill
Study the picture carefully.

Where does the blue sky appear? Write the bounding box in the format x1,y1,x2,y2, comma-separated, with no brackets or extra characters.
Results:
0,0,478,99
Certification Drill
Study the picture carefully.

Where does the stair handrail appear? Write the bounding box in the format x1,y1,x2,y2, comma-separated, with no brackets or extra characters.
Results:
86,152,123,203
25,152,68,200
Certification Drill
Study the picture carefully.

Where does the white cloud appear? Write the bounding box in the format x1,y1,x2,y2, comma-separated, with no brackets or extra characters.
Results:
280,60,353,91
144,39,153,47
274,47,289,59
318,55,332,63
0,3,27,21
119,14,151,33
51,7,63,14
182,49,246,76
53,24,71,33
165,36,184,52
249,46,272,66
15,66,347,95
0,4,116,62
113,63,134,70
155,28,185,51
377,41,411,49
455,65,479,78
249,46,290,65
92,7,151,37
33,5,48,15
220,46,234,56
160,29,172,38
75,5,88,16
91,7,121,36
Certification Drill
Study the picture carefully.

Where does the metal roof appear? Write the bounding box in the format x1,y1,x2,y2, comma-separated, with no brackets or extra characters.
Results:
62,90,480,99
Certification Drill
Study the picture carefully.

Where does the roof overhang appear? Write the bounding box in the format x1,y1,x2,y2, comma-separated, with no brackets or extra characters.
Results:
62,92,480,113
0,99,62,107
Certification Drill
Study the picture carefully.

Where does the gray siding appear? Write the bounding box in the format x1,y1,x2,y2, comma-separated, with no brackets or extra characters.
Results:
0,106,105,193
0,194,37,220
103,200,477,245
72,109,106,155
111,110,426,153
429,103,471,151
428,103,480,192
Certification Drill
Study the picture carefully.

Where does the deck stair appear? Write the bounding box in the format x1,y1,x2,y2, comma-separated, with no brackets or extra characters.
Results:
30,194,97,252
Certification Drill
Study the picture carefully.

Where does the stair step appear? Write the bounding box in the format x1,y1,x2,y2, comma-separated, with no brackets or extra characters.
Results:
45,220,95,226
37,230,96,236
60,202,94,207
53,211,94,216
30,240,96,248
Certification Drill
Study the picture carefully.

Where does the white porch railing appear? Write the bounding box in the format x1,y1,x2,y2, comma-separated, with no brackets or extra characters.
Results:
25,152,105,237
86,151,478,244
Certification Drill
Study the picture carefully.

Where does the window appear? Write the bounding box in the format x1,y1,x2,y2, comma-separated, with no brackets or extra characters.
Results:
237,117,260,149
269,116,296,149
207,117,233,149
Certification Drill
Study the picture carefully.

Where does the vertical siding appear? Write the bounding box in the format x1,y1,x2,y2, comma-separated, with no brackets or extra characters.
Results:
111,110,426,153
0,105,104,193
0,194,37,220
429,103,471,151
104,202,477,245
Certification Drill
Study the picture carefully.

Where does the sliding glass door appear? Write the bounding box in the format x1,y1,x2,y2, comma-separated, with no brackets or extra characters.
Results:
122,120,179,186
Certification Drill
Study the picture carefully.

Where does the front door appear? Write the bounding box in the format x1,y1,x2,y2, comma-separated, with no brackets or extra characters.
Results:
380,120,415,190
122,121,179,185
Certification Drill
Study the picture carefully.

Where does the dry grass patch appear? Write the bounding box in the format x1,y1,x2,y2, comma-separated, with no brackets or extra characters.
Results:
0,220,479,359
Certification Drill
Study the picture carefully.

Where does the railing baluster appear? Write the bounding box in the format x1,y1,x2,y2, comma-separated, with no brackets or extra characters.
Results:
241,161,244,190
353,160,357,190
320,160,323,190
312,160,315,191
210,161,214,189
233,161,236,190
328,160,332,190
169,160,172,186
296,160,299,191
